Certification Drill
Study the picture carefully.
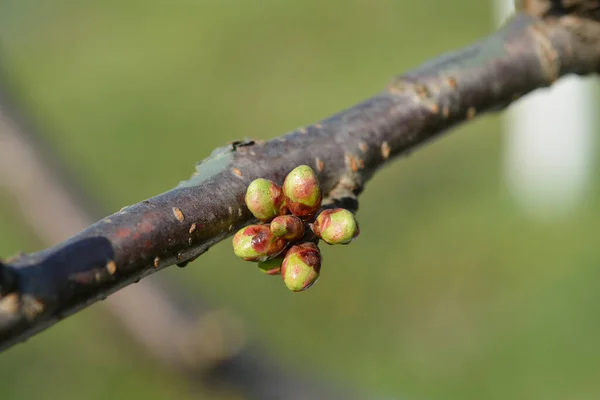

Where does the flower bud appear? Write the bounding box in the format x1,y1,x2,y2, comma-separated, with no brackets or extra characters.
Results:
270,215,305,241
232,225,287,262
313,208,359,245
245,178,286,222
281,242,321,292
257,257,283,275
282,165,322,219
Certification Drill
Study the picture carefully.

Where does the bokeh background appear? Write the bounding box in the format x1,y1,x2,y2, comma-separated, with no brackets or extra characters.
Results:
1,1,600,399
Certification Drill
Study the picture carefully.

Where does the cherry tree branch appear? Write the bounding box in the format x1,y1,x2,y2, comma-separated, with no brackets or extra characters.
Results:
1,3,599,352
0,83,373,399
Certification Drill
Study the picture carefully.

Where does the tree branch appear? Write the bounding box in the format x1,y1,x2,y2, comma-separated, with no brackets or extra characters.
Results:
0,71,374,399
1,6,599,352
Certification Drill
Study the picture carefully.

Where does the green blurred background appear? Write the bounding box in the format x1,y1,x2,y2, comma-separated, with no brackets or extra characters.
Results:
1,1,600,399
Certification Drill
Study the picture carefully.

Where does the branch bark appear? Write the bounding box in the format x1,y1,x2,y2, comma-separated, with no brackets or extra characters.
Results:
1,5,599,352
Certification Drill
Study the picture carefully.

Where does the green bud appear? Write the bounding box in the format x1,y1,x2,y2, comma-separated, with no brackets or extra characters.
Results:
257,257,283,275
232,225,287,262
245,178,286,222
270,215,305,241
283,165,322,219
281,242,321,292
313,208,359,245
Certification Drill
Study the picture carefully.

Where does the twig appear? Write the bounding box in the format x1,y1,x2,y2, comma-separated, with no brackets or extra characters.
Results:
0,79,370,398
1,4,599,352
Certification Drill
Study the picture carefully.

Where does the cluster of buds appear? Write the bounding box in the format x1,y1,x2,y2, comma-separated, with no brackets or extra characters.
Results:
232,165,360,292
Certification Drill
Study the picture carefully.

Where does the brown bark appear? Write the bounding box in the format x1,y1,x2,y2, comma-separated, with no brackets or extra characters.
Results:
1,4,599,352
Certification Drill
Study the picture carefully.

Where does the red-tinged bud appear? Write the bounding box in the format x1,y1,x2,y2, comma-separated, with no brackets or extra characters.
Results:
313,208,359,245
232,225,287,262
281,242,322,292
282,165,322,219
270,215,305,241
245,178,286,222
257,257,283,275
